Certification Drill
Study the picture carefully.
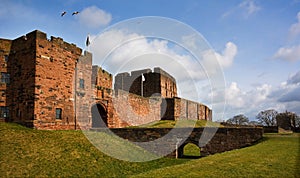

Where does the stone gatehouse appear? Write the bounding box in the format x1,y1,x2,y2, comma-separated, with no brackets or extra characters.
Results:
0,30,212,130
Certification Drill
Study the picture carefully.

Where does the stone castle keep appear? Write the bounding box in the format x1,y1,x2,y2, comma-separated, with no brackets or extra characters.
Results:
0,30,212,130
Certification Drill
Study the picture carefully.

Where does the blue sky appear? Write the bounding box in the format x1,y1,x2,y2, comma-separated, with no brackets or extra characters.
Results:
1,0,300,121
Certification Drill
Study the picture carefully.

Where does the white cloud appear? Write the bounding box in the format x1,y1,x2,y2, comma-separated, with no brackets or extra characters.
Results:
219,71,300,119
225,82,271,109
90,30,232,112
223,82,279,119
225,82,246,108
274,70,300,103
222,0,261,19
289,11,300,39
200,81,278,120
239,0,261,17
90,29,299,121
90,29,234,80
288,70,300,84
216,42,237,68
181,34,197,50
202,42,237,69
273,45,300,62
77,6,112,28
90,30,205,94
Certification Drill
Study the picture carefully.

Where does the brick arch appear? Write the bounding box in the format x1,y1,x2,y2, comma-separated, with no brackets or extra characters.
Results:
91,102,108,128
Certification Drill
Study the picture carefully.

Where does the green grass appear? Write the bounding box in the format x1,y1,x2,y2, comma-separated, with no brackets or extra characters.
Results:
133,133,300,178
0,123,188,177
131,119,223,128
183,143,201,157
1,122,299,177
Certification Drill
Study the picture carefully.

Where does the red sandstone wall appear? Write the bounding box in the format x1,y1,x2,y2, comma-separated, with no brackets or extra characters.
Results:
92,66,113,127
6,32,37,124
114,67,177,98
1,30,212,130
111,90,161,127
154,67,177,98
0,39,11,121
33,31,82,129
165,97,212,121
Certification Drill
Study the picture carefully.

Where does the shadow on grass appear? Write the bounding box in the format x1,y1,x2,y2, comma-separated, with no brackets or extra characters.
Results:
181,155,202,159
249,135,270,146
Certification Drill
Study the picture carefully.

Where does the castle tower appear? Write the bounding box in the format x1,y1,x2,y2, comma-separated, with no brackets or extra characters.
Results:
1,30,83,129
114,67,177,98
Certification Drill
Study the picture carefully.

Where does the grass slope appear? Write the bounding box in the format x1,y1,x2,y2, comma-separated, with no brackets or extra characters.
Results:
0,123,188,177
1,122,299,177
134,134,300,178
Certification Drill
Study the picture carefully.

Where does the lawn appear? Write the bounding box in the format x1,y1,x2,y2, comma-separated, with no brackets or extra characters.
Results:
133,133,300,178
0,122,299,177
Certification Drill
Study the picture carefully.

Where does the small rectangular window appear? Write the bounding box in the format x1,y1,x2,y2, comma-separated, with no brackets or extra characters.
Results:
79,79,84,89
1,73,10,84
4,55,8,62
0,106,9,118
56,108,62,119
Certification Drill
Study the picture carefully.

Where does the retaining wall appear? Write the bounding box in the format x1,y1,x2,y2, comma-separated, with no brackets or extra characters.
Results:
92,127,263,158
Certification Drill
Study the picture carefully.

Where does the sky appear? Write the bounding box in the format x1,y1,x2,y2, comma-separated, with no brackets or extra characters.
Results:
1,0,300,121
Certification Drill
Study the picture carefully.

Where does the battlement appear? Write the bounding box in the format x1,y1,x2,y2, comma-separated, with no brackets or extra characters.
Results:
115,72,130,78
92,65,112,77
12,30,46,42
154,67,176,83
49,36,80,54
12,30,82,55
131,68,152,77
92,65,113,90
27,30,47,40
115,67,174,81
114,67,177,98
0,39,12,55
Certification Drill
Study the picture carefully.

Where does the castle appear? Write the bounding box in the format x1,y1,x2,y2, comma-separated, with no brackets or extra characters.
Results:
0,30,212,130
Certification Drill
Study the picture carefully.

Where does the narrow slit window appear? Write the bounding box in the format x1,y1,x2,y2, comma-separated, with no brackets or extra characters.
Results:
4,55,8,62
1,73,10,84
0,106,9,118
56,108,62,119
79,79,84,89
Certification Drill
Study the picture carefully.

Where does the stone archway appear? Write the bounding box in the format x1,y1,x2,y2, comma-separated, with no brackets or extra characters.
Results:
178,141,201,158
91,103,108,128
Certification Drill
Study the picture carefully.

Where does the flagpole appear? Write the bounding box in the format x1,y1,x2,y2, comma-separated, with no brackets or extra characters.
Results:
86,33,90,51
141,74,144,97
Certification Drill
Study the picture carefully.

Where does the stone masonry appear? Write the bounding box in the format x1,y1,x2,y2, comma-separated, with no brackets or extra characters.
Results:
114,67,177,98
0,30,212,129
92,127,263,158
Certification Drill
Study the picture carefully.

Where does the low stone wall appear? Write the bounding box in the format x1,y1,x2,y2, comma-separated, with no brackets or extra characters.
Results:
263,126,278,133
93,127,263,158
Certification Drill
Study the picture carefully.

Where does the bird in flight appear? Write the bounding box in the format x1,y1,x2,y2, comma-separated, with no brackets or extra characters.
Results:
61,11,67,17
72,11,80,16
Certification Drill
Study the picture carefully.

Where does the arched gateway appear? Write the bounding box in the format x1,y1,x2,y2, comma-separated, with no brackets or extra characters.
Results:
91,103,108,128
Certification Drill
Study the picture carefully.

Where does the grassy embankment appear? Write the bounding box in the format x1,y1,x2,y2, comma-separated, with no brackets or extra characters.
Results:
0,122,299,177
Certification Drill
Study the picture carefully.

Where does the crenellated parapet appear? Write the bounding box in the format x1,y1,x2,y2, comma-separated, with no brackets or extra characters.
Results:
0,29,212,130
114,67,177,98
